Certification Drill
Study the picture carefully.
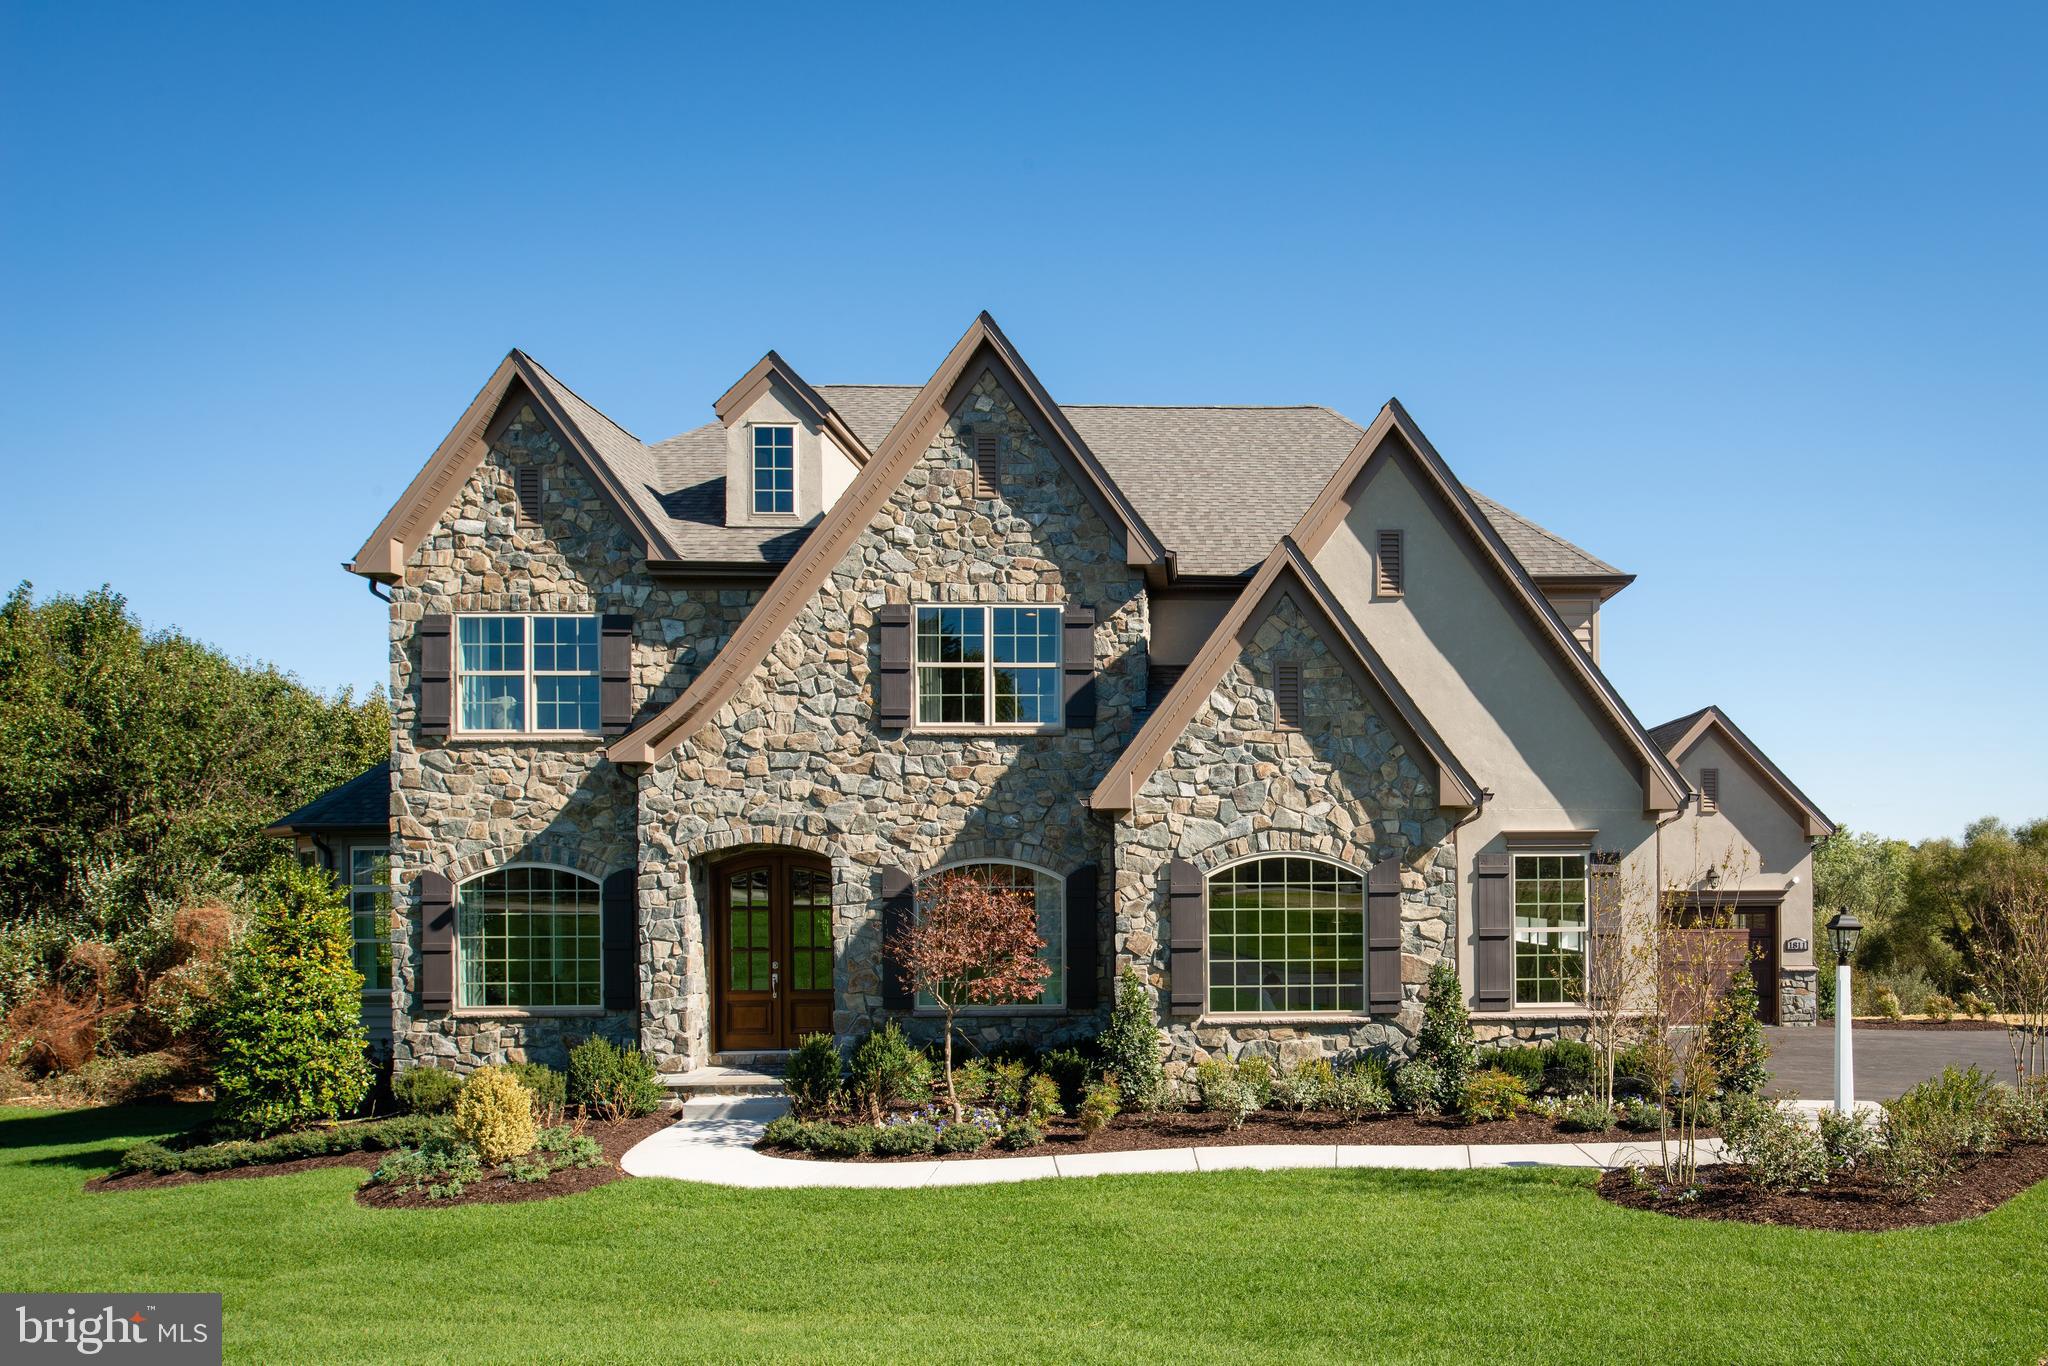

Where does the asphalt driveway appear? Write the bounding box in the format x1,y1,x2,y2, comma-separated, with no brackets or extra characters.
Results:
1763,1026,2016,1100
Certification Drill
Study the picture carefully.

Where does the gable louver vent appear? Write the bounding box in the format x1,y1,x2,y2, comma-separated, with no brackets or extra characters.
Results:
515,466,544,522
1376,530,1404,596
974,431,1002,498
1700,768,1720,815
1274,659,1303,730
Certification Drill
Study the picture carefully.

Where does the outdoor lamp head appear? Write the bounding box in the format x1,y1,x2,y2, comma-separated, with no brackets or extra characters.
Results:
1826,910,1862,964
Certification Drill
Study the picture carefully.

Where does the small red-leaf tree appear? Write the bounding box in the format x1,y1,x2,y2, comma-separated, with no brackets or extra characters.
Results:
888,870,1051,1120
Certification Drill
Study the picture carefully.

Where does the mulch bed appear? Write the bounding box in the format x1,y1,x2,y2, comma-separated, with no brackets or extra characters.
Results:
1843,1018,2008,1031
1596,1142,2048,1231
761,1108,1685,1162
87,1115,672,1208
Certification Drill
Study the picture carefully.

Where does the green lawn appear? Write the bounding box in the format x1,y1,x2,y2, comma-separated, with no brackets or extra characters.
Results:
3,1106,2044,1364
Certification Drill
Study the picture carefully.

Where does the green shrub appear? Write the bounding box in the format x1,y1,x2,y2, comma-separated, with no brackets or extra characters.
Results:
1555,1093,1614,1133
1000,1118,1044,1151
1192,1057,1261,1128
508,1063,567,1125
1704,973,1769,1095
951,1058,994,1107
532,1124,602,1169
393,1066,462,1116
1876,1065,2006,1199
1234,1056,1274,1108
118,1113,454,1176
455,1066,536,1164
784,1033,843,1120
1101,969,1165,1109
1415,961,1473,1109
1960,990,1994,1020
1870,984,1903,1020
1327,1061,1392,1118
1022,1073,1061,1126
1272,1057,1335,1111
1038,1046,1096,1113
809,1124,881,1158
1393,1060,1444,1117
989,1059,1030,1113
211,860,372,1137
372,1137,483,1199
1996,1079,2048,1144
1477,1046,1544,1091
873,1122,938,1156
1542,1040,1598,1094
1077,1080,1120,1135
760,1115,810,1149
848,1022,929,1120
1816,1108,1878,1170
566,1037,664,1120
1620,1097,1665,1132
116,1141,182,1176
1458,1068,1529,1122
1611,1043,1657,1096
1923,993,1956,1023
937,1122,990,1154
1721,1094,1829,1193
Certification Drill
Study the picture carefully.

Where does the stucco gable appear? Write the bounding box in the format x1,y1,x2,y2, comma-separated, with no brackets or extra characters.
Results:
1655,706,1836,839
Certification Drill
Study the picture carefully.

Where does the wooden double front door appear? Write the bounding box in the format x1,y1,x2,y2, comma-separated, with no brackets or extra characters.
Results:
713,852,834,1052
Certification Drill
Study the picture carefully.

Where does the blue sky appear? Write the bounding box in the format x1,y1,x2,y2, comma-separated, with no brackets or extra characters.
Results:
3,2,2042,842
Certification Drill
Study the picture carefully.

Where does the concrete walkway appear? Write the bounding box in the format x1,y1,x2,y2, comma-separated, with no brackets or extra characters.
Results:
1764,1025,2015,1101
621,1098,1728,1190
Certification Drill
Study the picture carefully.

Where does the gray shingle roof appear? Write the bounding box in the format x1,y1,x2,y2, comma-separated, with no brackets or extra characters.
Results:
267,761,389,834
531,369,1626,580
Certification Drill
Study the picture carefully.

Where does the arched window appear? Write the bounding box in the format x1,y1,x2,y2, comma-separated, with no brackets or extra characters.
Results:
456,865,602,1010
916,861,1064,1009
1207,856,1365,1014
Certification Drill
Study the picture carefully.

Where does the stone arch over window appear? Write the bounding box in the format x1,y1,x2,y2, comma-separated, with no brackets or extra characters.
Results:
454,864,604,1011
916,858,1066,1011
1203,853,1368,1015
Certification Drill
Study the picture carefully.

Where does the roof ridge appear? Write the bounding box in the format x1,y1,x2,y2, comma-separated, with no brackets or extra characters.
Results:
513,349,646,446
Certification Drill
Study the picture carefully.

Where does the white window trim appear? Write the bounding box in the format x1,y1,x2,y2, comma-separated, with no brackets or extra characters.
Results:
913,859,1067,1014
452,613,603,739
749,423,799,520
912,604,1065,734
1509,847,1590,1009
1201,852,1370,1018
451,862,606,1016
343,841,393,999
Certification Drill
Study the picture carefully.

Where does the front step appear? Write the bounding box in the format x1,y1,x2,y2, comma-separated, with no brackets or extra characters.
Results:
661,1056,790,1103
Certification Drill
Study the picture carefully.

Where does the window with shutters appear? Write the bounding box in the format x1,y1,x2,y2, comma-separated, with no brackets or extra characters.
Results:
914,605,1062,729
456,865,602,1010
751,424,795,515
1699,768,1720,815
454,614,600,735
1206,856,1366,1013
915,861,1063,1009
1376,530,1405,596
344,844,392,993
1513,853,1588,1005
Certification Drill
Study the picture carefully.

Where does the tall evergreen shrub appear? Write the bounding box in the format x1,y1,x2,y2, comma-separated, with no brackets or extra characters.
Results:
1415,960,1474,1108
1101,969,1164,1108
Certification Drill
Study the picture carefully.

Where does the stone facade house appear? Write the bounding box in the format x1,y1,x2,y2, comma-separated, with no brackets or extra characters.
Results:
273,314,1835,1082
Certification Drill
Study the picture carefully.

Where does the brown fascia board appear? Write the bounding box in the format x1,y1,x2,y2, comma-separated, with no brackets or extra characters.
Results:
1089,538,1482,814
1659,706,1838,839
347,351,679,579
1533,573,1637,602
610,313,1169,766
713,350,873,466
1290,399,1688,816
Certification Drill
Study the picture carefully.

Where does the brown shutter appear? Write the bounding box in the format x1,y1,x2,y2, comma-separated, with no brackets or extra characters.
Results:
418,871,455,1011
1367,855,1403,1010
1475,853,1511,1010
418,615,452,738
1274,659,1303,731
1587,858,1622,1011
515,466,543,521
880,865,914,1010
1062,606,1097,730
974,430,1001,498
1699,768,1720,815
875,604,912,728
1168,857,1206,1015
600,614,633,734
1377,530,1404,596
602,867,637,1012
1065,863,1100,1010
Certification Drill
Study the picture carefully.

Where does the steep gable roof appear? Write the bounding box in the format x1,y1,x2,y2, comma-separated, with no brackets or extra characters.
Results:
1652,705,1837,838
608,313,1169,764
1090,539,1482,813
1293,400,1688,815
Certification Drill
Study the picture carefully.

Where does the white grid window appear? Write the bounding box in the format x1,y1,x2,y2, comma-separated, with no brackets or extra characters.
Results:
915,605,1061,728
1207,857,1365,1013
752,425,795,515
456,615,599,734
915,862,1063,1010
457,866,602,1010
1513,853,1588,1005
346,845,391,993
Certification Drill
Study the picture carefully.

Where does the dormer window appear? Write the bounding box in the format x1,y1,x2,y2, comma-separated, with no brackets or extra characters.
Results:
751,425,795,515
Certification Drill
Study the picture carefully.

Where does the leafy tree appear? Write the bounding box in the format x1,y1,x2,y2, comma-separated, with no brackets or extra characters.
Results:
211,859,371,1136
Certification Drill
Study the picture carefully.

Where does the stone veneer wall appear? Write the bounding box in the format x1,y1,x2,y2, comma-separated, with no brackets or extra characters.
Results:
1780,966,1818,1026
386,404,756,1072
640,369,1148,1073
1114,593,1459,1070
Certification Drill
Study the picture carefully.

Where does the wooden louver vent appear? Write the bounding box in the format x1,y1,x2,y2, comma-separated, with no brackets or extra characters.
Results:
515,466,544,521
1699,768,1720,815
974,431,1001,498
1274,659,1303,730
1376,530,1404,596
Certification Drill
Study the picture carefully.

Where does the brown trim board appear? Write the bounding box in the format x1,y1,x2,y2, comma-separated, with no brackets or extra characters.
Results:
1656,705,1836,839
714,350,874,466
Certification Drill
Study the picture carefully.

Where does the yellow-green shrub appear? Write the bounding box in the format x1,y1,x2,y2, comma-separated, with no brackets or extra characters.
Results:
455,1066,536,1164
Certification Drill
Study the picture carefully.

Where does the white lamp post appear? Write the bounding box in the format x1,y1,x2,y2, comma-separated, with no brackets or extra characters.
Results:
1827,910,1862,1114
